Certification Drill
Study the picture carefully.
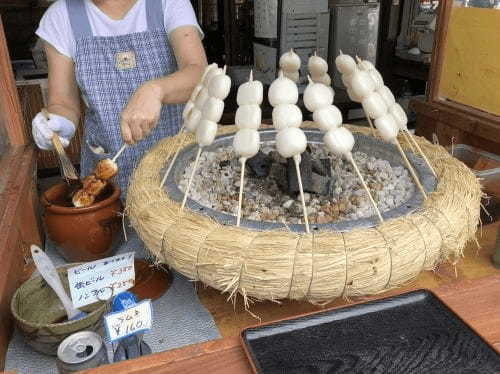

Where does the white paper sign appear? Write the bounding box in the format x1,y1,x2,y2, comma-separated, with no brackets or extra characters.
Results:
68,252,135,308
104,300,153,342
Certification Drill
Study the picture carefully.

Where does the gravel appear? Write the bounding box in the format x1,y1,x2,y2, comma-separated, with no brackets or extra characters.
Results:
178,143,415,224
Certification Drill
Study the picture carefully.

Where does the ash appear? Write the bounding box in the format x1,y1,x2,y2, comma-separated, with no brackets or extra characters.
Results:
178,143,415,224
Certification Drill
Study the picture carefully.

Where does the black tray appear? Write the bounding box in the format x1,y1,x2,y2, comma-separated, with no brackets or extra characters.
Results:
241,290,500,374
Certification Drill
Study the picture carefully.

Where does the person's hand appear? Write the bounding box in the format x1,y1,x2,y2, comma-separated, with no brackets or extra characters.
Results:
121,81,163,144
31,112,76,150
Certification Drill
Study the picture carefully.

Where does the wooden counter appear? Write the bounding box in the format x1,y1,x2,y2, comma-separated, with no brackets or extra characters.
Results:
82,273,500,374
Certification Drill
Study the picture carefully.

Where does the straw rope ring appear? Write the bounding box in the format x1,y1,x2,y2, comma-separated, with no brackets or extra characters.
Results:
126,123,482,304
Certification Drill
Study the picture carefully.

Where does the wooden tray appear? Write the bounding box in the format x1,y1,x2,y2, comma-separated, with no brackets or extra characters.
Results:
241,289,500,374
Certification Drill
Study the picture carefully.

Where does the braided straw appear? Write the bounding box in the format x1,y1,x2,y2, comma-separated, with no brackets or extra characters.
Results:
126,123,482,305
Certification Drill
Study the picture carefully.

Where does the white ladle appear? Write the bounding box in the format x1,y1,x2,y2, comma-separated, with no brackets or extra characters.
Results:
30,245,86,321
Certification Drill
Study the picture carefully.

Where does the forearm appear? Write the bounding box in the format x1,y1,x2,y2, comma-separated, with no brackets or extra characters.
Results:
47,100,80,126
149,62,206,105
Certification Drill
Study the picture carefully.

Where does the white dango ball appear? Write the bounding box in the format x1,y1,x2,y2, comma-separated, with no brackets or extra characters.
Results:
268,72,299,107
303,79,334,112
341,73,353,88
313,105,342,132
202,97,224,123
279,49,301,72
312,73,331,86
361,92,388,119
323,127,354,156
377,85,396,108
276,127,307,158
235,105,262,130
357,59,375,71
203,67,223,86
233,129,260,159
194,88,210,109
182,101,195,121
284,70,300,83
272,104,302,130
200,63,218,82
368,70,384,90
237,79,263,106
389,103,408,130
374,114,399,142
350,70,376,99
196,119,218,147
347,87,362,103
185,108,202,132
208,74,231,100
335,52,357,75
308,53,329,76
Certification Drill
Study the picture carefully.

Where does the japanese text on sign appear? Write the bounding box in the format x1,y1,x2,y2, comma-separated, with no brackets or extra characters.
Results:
68,252,135,308
104,300,152,342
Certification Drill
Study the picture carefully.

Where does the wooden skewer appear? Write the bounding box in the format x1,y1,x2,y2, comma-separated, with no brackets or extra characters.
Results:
112,144,127,163
361,109,377,137
180,147,203,211
236,158,247,227
160,126,187,188
404,130,437,178
400,130,416,153
347,153,384,224
293,155,310,234
394,140,428,199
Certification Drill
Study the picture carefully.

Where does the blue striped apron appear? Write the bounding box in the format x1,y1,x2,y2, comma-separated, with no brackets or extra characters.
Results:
67,0,183,197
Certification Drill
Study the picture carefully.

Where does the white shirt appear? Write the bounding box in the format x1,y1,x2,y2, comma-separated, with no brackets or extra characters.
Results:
36,0,203,60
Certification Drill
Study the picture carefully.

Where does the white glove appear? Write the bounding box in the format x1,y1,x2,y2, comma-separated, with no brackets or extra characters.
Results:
32,112,76,150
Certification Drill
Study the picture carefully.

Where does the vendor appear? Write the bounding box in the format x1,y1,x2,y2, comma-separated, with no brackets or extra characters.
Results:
31,0,207,194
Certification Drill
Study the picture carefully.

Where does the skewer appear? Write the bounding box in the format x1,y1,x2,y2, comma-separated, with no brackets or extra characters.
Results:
404,130,437,178
394,140,428,199
236,158,247,227
112,144,127,163
160,126,186,188
364,112,377,137
347,153,384,223
400,130,416,153
294,155,310,234
180,147,203,211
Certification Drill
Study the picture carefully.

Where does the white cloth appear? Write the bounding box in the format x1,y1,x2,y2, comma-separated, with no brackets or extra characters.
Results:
32,112,76,150
36,0,203,60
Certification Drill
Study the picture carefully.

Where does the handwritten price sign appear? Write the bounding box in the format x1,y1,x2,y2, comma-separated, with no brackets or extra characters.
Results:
104,300,153,342
68,252,135,308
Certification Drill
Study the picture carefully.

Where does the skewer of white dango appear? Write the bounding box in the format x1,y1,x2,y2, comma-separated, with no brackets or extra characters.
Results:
161,64,217,188
181,66,232,210
269,72,310,233
377,85,396,108
233,70,263,226
362,91,388,119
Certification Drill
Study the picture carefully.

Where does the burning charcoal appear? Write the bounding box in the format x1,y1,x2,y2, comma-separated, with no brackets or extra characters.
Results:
269,163,288,192
287,152,313,195
269,151,286,165
311,173,330,195
247,151,272,178
219,160,230,168
312,158,332,177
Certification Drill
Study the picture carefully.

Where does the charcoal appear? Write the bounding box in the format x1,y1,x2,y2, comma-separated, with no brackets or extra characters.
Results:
247,151,272,178
287,152,314,194
311,173,330,195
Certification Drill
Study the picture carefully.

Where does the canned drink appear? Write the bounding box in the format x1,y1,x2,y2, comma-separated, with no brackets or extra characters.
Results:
57,331,108,374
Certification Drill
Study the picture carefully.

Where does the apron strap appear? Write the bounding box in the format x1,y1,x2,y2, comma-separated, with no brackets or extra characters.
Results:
145,0,164,32
66,0,93,39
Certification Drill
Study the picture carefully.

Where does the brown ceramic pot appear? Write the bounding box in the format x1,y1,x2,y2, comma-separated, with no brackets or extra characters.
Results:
41,182,123,262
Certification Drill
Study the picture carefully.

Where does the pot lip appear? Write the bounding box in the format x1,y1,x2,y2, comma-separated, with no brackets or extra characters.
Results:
10,263,108,330
42,181,122,214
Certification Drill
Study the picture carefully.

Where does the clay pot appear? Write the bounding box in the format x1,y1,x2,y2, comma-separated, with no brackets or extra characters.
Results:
11,263,108,355
41,182,123,262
